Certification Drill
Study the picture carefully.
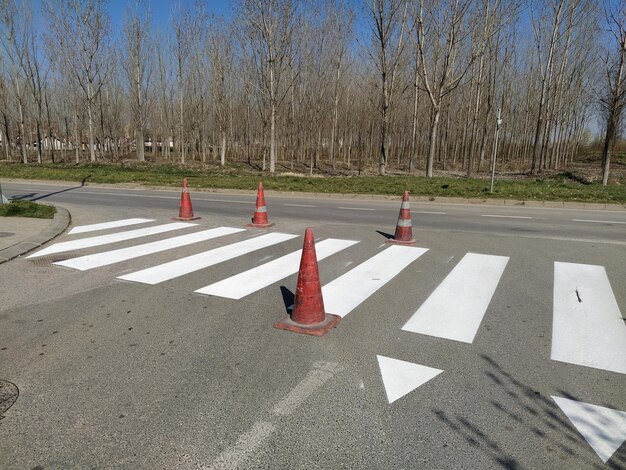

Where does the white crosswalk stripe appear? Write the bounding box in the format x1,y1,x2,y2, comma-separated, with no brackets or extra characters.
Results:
118,232,298,285
27,222,197,258
322,245,428,318
68,218,155,234
54,227,246,271
196,238,359,299
552,262,626,374
401,253,509,343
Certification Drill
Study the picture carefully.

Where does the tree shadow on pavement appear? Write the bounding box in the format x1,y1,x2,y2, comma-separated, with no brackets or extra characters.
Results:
10,176,91,202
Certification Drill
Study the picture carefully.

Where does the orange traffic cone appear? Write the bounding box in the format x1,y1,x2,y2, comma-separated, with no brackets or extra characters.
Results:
274,228,340,336
387,190,416,245
246,182,274,228
172,178,200,221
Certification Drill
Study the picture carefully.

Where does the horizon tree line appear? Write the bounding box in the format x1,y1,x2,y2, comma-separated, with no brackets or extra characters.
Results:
0,0,624,185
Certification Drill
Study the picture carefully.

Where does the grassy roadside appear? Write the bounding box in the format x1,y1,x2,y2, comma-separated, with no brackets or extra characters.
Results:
1,162,624,204
0,200,56,218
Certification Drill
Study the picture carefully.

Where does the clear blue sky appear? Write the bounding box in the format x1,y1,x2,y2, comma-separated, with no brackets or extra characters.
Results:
106,0,232,29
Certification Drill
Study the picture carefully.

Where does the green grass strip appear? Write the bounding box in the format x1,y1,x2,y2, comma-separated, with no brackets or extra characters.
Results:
0,162,624,204
0,200,56,219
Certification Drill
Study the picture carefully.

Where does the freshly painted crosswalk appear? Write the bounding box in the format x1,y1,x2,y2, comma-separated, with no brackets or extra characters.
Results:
54,227,246,271
322,245,428,318
552,262,626,374
28,222,196,258
196,238,359,299
68,218,154,235
401,253,509,343
118,232,298,285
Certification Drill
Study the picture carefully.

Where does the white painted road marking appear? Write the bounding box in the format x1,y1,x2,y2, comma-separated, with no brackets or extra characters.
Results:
27,222,196,258
207,421,276,470
118,232,298,285
572,219,626,225
76,190,255,204
338,206,376,211
272,361,343,416
196,238,358,299
402,253,509,343
377,355,443,404
413,211,446,215
68,218,154,234
552,262,626,374
54,227,246,271
553,396,626,463
283,203,316,208
322,245,428,317
481,214,532,219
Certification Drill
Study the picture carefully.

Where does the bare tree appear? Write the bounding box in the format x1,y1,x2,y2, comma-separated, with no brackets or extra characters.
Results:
241,0,298,174
598,2,626,186
369,0,408,176
45,0,111,162
123,1,152,162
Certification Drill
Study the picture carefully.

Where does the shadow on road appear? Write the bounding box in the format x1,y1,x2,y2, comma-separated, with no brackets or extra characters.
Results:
433,354,624,469
10,176,91,202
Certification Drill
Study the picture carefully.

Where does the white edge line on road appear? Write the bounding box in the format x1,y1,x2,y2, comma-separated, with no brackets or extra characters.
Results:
79,190,255,204
413,211,446,215
481,214,532,219
338,206,375,211
283,203,316,208
572,219,626,225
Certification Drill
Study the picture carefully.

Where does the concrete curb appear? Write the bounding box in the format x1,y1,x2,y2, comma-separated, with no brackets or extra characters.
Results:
0,205,70,264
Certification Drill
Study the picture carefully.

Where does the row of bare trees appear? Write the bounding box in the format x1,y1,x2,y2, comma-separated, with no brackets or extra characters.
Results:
0,0,624,184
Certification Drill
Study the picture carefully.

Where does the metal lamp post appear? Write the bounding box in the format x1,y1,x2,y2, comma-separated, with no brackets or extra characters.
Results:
489,108,502,194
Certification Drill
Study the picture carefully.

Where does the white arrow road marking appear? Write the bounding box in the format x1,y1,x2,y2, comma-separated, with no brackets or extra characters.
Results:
322,245,428,317
552,262,626,374
552,396,626,463
27,222,197,258
402,253,509,343
196,238,358,299
68,218,154,234
118,232,297,285
55,227,245,271
377,355,443,404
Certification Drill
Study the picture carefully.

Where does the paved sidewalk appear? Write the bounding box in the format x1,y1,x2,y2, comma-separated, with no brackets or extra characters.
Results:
0,205,70,263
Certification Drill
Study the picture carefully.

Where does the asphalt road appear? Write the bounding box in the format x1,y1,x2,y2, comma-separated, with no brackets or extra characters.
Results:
0,181,625,469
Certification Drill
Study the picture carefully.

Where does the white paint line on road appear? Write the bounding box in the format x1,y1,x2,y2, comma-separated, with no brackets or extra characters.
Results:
206,421,276,470
196,238,358,299
377,355,443,404
322,245,428,318
27,222,196,258
553,396,626,463
481,214,532,219
402,253,509,343
118,232,297,285
272,361,343,416
552,262,626,374
55,227,245,271
79,190,255,204
338,206,375,211
413,211,446,215
68,218,154,234
283,203,316,208
198,361,342,470
572,219,626,225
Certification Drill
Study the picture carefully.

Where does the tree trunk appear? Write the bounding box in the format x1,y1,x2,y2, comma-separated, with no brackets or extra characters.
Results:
426,107,440,177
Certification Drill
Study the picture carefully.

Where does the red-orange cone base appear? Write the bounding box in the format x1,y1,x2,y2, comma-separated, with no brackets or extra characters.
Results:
246,182,274,228
274,228,340,336
172,178,200,221
387,190,416,245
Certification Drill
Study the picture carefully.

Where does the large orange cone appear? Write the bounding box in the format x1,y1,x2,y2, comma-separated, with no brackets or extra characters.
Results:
274,228,340,336
387,190,416,245
172,178,200,221
246,182,274,228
